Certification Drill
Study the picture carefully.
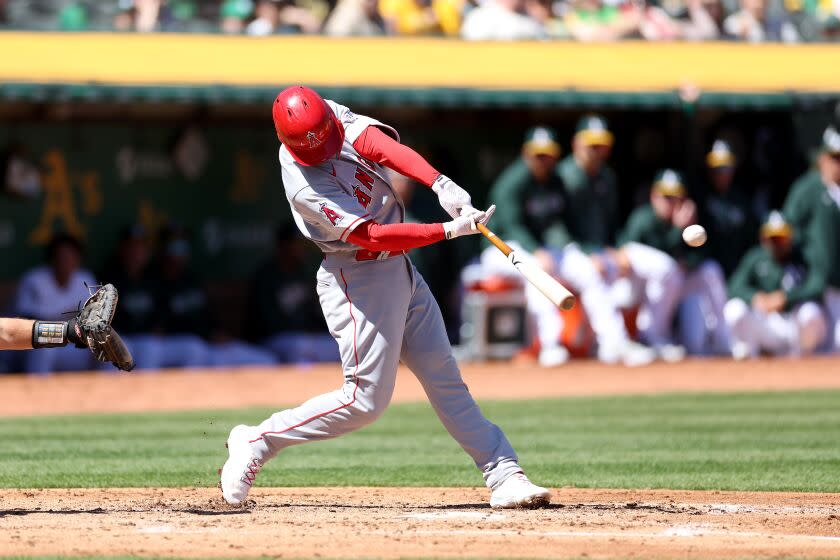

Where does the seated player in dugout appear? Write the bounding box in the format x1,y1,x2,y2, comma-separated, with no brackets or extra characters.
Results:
616,169,730,359
724,211,828,359
481,125,656,368
220,86,552,510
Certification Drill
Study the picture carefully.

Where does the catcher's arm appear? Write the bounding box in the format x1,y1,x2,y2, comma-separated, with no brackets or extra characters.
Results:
476,223,576,310
32,284,135,371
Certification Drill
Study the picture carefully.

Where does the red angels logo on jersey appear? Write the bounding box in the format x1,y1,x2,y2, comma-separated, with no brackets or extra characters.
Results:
319,202,343,225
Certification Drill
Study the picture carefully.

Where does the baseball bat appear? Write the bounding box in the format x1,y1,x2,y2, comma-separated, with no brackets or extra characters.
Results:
476,223,576,311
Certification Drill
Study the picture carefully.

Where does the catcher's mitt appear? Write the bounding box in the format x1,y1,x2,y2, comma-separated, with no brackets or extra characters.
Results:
69,284,136,372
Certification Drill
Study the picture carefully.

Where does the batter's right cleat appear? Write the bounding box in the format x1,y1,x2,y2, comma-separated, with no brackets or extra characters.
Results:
490,473,551,509
220,424,261,506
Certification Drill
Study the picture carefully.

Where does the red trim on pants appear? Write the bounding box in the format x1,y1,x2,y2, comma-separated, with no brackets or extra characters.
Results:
249,268,360,444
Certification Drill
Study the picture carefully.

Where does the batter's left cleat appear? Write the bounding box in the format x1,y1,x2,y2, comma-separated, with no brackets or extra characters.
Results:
490,473,551,509
220,424,262,506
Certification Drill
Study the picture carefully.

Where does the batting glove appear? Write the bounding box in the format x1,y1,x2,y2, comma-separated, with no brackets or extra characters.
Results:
432,175,472,219
443,204,496,239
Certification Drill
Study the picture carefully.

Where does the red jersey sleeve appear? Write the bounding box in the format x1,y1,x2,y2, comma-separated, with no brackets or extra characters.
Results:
352,126,441,187
346,221,445,252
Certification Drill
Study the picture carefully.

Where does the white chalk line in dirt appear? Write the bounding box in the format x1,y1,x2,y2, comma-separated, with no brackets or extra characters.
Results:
404,527,840,542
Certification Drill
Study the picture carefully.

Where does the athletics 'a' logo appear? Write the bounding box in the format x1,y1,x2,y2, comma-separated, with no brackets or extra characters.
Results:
320,202,343,225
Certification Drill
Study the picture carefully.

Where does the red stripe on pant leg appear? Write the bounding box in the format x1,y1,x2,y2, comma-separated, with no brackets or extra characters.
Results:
250,268,360,443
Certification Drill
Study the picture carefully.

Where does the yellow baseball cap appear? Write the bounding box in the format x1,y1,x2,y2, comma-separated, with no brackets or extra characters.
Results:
574,115,614,147
760,211,793,239
706,139,736,168
523,126,561,158
652,169,687,197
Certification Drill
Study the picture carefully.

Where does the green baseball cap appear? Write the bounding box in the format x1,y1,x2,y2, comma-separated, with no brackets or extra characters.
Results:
822,125,840,155
706,139,736,168
760,210,792,239
523,126,561,158
652,169,687,197
575,115,614,147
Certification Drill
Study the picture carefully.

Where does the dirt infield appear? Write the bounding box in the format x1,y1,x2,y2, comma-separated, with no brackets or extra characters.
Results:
3,355,840,417
3,357,840,558
3,487,840,558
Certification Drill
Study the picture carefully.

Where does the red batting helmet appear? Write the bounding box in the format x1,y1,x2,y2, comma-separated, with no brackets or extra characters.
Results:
272,86,344,166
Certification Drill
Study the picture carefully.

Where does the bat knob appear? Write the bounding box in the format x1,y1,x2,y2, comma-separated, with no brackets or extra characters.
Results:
560,296,576,311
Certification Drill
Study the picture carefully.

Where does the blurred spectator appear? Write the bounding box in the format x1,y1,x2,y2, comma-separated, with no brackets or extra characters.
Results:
700,139,759,276
640,0,721,40
724,211,827,359
155,229,275,367
0,0,7,24
15,233,97,373
220,0,253,32
380,0,462,35
246,0,321,34
722,0,800,41
563,0,641,41
525,0,569,37
478,126,655,367
323,0,386,34
617,169,729,358
249,225,339,364
461,0,546,40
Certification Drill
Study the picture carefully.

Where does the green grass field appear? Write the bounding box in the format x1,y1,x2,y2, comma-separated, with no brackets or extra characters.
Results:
2,390,840,492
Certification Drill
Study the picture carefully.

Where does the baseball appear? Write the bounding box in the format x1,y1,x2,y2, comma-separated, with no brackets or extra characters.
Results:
682,224,707,247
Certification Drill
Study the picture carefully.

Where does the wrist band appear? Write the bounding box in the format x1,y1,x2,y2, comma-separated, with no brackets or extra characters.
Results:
32,321,68,349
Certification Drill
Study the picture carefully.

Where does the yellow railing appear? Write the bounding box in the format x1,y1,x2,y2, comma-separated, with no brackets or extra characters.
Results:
2,32,840,93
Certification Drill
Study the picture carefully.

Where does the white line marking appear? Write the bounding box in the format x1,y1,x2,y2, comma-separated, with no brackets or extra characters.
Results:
405,528,840,542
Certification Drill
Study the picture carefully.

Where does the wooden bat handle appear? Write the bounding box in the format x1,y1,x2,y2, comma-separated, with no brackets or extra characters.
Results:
476,223,512,256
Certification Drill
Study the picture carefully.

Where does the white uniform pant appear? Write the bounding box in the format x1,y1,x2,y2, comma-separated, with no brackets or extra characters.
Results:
723,298,827,357
479,243,630,353
622,242,729,353
250,254,521,490
823,287,840,351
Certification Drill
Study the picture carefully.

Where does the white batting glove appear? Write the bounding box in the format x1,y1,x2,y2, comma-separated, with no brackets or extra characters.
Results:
432,175,472,219
460,204,495,225
442,205,495,239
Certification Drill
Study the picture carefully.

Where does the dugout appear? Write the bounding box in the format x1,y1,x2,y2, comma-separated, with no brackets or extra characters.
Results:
1,34,838,338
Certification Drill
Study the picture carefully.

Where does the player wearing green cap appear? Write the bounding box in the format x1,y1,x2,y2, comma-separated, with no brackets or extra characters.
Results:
700,139,759,277
724,211,828,359
802,126,840,351
557,115,620,253
481,125,655,367
617,169,729,359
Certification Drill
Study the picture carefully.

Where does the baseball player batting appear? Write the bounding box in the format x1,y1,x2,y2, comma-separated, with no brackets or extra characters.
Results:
220,85,551,509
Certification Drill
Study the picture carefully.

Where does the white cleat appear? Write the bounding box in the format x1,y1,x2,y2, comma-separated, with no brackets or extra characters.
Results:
538,345,570,368
658,344,687,363
619,340,657,367
490,472,551,509
598,340,656,367
220,424,261,506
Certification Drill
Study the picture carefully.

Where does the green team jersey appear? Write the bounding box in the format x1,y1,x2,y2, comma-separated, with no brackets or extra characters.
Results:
805,186,840,288
556,155,619,252
618,204,705,269
782,169,824,239
701,188,758,276
727,244,826,310
487,159,571,253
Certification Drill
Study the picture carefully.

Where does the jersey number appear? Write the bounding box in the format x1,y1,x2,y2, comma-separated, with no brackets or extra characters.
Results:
353,187,372,208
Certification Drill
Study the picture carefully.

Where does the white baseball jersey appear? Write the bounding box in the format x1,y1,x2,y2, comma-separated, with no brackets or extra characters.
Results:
280,100,405,253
